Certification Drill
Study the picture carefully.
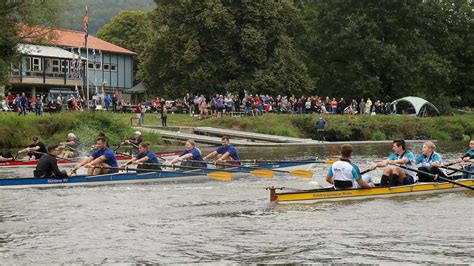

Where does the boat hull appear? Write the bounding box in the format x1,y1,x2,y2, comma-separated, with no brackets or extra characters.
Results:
0,159,317,189
271,179,474,204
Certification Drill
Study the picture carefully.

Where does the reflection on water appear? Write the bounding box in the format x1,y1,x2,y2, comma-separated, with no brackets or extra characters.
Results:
0,142,472,264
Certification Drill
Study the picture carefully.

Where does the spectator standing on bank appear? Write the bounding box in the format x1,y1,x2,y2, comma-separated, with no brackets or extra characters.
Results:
316,116,326,142
359,99,366,115
161,104,168,127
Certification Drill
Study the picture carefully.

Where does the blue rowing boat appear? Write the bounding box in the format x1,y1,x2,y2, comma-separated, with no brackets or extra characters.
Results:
0,159,317,189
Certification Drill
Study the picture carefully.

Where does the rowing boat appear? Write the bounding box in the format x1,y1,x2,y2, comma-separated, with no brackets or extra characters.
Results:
0,151,181,168
0,158,317,189
268,178,474,204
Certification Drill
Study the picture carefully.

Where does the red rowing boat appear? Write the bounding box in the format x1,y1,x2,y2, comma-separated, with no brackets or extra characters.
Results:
0,151,181,168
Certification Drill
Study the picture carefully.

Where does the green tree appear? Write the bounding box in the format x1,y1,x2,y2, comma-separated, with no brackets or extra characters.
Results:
139,0,312,97
97,10,151,82
298,0,472,107
0,1,61,88
60,0,155,35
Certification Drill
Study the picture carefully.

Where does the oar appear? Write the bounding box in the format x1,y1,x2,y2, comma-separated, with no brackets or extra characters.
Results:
184,160,313,179
239,158,336,164
140,162,277,179
440,165,473,175
391,164,473,190
113,142,124,152
33,151,78,163
86,165,232,181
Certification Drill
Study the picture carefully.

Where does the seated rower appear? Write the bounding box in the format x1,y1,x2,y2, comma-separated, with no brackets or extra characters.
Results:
326,144,374,189
415,141,447,182
19,136,47,160
170,139,206,168
124,131,142,155
34,145,69,178
370,139,417,186
0,151,14,162
72,137,118,176
457,139,474,179
203,136,240,165
122,142,161,174
59,133,83,158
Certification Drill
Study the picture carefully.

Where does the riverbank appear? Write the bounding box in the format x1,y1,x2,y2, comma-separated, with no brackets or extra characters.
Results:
0,112,162,149
1,112,471,148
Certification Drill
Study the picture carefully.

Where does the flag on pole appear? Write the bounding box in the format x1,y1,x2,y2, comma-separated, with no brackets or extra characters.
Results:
83,5,88,47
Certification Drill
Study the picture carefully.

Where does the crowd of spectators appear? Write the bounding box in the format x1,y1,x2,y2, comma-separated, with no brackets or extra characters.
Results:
2,91,400,117
149,93,398,117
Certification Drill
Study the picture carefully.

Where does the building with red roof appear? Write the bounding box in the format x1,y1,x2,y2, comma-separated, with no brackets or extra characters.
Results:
7,25,136,106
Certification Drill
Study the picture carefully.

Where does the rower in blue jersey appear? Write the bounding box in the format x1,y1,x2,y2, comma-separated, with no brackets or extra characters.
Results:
170,139,206,168
415,141,447,182
326,144,374,189
124,142,160,174
457,139,474,179
203,136,240,164
72,137,118,175
370,139,416,186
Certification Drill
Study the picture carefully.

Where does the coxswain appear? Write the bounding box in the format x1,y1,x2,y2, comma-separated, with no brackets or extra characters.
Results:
34,145,69,178
415,141,447,182
122,142,160,174
19,136,47,160
72,137,118,176
326,144,374,189
170,139,206,168
0,151,14,162
59,133,82,158
369,139,417,186
203,136,240,164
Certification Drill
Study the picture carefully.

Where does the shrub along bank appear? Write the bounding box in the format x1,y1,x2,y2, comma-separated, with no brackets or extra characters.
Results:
0,112,162,149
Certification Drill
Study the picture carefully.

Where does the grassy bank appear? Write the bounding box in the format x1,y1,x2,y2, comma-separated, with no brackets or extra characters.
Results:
136,112,473,141
1,112,471,149
0,112,162,149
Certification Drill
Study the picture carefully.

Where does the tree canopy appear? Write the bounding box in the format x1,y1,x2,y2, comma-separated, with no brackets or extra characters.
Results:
138,0,313,97
298,0,473,106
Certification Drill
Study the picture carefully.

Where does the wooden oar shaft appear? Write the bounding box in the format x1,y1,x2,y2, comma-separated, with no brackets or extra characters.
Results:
392,164,473,190
33,151,77,162
440,165,473,175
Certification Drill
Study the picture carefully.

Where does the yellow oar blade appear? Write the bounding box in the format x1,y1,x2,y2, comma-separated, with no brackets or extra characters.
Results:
208,171,232,181
325,158,338,164
290,170,313,179
250,169,274,178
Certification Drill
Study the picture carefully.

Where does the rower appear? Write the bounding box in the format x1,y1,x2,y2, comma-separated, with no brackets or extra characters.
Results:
415,141,447,182
0,151,14,162
58,133,83,158
72,137,118,176
122,142,160,174
370,139,417,186
457,139,474,179
326,144,374,189
34,145,69,178
19,136,47,160
203,136,240,164
124,131,142,155
170,139,206,168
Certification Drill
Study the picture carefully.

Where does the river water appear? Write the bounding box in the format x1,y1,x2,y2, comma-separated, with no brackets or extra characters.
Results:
1,142,473,264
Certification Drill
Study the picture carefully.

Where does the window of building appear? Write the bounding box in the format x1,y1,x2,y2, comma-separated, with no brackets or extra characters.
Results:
103,64,110,70
62,60,69,73
33,57,41,71
110,64,117,72
95,63,102,70
23,57,32,71
88,63,95,69
52,59,60,73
